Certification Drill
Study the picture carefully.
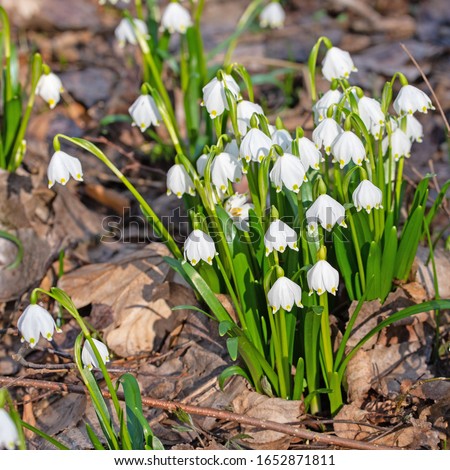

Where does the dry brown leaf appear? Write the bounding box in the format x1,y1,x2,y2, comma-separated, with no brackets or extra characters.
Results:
415,246,450,299
345,349,373,406
58,243,196,357
333,403,373,440
232,391,304,449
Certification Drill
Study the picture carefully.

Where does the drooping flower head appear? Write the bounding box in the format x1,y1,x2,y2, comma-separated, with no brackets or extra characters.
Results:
352,180,383,214
321,46,357,82
268,277,303,313
129,94,161,132
202,74,240,119
271,129,293,152
269,152,307,193
17,304,61,348
331,130,366,168
393,85,434,115
160,2,193,34
358,96,385,139
306,194,346,233
82,338,110,370
184,230,217,266
259,2,285,29
307,259,339,296
264,219,299,256
211,152,242,193
239,128,273,163
312,118,343,154
313,89,342,123
115,18,148,47
297,136,323,170
47,151,83,188
382,128,411,161
404,114,423,143
166,164,196,198
36,72,63,109
236,100,264,136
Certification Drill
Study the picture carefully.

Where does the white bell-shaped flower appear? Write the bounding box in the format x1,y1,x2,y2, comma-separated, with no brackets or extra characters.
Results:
166,164,195,198
306,194,346,233
352,180,383,214
297,136,323,170
202,74,240,119
211,152,242,193
271,129,293,152
160,2,192,34
237,100,264,136
307,259,339,296
268,277,303,313
129,94,161,132
115,17,148,46
0,409,19,450
36,72,63,109
239,128,273,163
312,118,343,154
321,46,357,82
331,130,366,168
269,152,307,193
224,193,254,231
393,84,434,115
259,2,285,29
47,151,83,189
313,89,342,123
358,96,385,139
405,115,423,143
264,219,299,256
82,338,110,370
17,304,61,348
196,154,208,177
382,128,411,161
184,229,217,266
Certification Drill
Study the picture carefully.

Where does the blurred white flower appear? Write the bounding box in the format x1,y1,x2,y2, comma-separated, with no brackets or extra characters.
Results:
115,18,148,47
237,100,264,136
36,72,63,109
331,130,366,168
307,260,339,296
352,180,383,214
202,74,240,119
271,129,293,152
268,277,303,313
129,94,161,132
82,338,110,370
211,152,242,193
313,89,342,123
306,194,346,233
17,304,61,348
184,229,217,266
321,46,357,82
47,151,83,189
224,139,240,159
166,164,195,198
358,96,385,139
259,2,285,29
312,118,343,154
239,128,273,163
264,219,298,256
297,136,323,170
0,409,19,450
393,85,434,115
160,2,192,34
270,152,307,193
224,193,254,231
382,128,411,161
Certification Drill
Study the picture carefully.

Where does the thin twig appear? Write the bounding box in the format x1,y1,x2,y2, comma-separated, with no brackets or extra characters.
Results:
400,43,450,136
0,375,395,450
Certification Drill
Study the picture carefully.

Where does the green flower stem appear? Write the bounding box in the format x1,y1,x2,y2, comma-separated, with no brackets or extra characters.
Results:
0,7,12,101
8,53,43,171
267,308,288,398
318,293,333,377
346,211,366,292
395,156,405,214
135,0,144,20
307,36,333,102
277,308,291,398
55,135,182,259
246,164,262,216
